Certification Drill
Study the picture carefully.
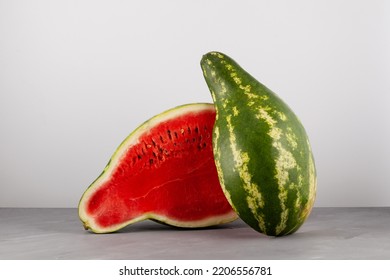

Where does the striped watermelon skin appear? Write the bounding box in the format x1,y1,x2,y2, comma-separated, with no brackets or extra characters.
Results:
201,52,316,236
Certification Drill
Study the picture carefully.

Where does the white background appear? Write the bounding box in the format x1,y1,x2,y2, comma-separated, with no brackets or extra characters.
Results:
1,0,389,207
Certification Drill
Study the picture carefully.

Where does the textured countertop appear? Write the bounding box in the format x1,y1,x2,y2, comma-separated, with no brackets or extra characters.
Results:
1,207,389,260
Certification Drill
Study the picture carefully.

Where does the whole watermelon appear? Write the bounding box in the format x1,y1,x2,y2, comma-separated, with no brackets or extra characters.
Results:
201,51,317,236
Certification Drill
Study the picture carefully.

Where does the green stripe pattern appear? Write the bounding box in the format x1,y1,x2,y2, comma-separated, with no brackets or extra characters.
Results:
201,52,316,236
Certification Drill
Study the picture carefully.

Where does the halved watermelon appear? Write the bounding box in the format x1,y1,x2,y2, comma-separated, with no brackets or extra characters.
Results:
78,103,237,233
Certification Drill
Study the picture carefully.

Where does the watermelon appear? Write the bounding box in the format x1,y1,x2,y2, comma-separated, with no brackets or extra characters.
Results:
78,103,237,233
201,52,317,236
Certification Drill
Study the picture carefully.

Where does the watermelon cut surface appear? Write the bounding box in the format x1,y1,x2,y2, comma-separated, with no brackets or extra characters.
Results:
78,103,237,233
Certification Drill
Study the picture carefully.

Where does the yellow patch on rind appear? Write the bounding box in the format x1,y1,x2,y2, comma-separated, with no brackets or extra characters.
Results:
268,127,282,141
275,189,289,235
273,142,297,187
286,130,298,150
256,108,277,126
239,84,251,93
232,106,239,116
278,112,287,121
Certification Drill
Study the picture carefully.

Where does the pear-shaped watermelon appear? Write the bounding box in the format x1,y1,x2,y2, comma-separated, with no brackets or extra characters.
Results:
201,52,317,236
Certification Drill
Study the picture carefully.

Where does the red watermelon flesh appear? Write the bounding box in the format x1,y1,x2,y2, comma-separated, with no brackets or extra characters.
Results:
78,103,237,233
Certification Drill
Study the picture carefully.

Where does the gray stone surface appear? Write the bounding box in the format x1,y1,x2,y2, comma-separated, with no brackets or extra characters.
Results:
0,207,389,260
